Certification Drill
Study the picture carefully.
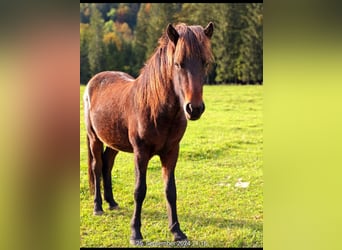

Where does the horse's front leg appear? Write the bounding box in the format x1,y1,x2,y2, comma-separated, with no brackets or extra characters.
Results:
160,144,188,241
130,150,149,245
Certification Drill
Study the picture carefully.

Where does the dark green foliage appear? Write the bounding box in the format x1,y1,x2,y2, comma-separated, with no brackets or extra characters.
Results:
80,3,263,84
145,3,181,58
132,3,151,75
87,4,105,77
80,24,91,84
80,3,90,24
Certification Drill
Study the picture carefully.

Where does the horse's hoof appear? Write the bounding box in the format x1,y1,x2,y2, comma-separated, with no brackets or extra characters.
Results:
174,232,188,241
109,204,119,210
130,239,144,246
93,210,104,216
175,236,188,242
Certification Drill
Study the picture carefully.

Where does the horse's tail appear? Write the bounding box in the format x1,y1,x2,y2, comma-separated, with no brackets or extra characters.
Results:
87,134,95,195
84,87,95,195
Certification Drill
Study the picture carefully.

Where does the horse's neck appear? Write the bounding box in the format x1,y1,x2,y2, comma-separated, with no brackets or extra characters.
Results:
133,75,181,121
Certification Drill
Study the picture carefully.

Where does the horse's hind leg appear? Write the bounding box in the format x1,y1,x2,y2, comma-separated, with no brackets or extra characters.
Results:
102,146,119,210
89,136,104,215
84,90,104,215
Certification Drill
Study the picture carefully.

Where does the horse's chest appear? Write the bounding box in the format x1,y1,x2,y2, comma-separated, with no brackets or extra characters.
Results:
140,117,187,152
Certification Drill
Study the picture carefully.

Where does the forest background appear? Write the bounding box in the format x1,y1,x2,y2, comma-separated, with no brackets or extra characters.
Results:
80,3,263,85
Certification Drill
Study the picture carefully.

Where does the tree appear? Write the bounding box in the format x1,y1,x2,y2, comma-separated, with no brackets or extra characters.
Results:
80,23,91,84
80,3,91,23
208,4,232,83
145,3,181,58
176,3,214,27
249,3,263,83
232,3,263,84
88,4,105,76
132,3,151,75
103,30,120,72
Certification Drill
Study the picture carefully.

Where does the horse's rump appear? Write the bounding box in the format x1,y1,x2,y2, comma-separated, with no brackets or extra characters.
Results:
84,71,135,153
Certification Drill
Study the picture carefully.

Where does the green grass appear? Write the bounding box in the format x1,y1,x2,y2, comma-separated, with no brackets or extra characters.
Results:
80,84,263,248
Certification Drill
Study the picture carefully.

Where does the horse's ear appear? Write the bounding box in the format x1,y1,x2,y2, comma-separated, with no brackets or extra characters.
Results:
204,22,214,39
167,23,179,45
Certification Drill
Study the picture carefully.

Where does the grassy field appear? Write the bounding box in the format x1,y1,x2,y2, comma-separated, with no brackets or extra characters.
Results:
80,84,263,248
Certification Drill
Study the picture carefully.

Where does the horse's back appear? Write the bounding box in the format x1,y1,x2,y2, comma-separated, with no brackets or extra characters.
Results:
84,71,135,111
91,71,134,84
85,70,134,95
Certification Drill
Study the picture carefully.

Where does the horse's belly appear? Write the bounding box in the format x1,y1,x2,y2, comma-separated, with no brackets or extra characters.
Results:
99,131,133,153
92,118,133,153
108,141,133,153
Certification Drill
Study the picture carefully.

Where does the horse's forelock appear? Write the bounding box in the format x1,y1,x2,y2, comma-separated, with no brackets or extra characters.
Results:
172,24,213,64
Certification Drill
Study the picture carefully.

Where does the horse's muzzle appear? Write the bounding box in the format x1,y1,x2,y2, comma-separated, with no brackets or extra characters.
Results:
184,102,205,120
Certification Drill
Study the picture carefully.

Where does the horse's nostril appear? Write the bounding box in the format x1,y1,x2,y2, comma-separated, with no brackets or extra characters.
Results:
185,102,205,120
186,103,193,114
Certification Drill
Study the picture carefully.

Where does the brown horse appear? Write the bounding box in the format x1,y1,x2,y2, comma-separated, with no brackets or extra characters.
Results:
83,22,214,244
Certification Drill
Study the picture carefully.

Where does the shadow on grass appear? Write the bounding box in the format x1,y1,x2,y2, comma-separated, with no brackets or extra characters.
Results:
140,208,262,232
97,203,262,232
82,204,262,247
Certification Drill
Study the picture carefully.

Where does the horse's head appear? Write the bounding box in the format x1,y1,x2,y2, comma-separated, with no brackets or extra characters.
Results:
167,22,214,121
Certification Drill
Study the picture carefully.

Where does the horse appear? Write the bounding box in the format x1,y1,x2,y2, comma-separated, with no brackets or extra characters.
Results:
83,22,214,245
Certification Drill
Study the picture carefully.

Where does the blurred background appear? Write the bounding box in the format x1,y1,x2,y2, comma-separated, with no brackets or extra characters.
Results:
80,3,263,85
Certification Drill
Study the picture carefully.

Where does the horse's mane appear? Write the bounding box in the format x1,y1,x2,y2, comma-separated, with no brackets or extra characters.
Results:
134,23,214,121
